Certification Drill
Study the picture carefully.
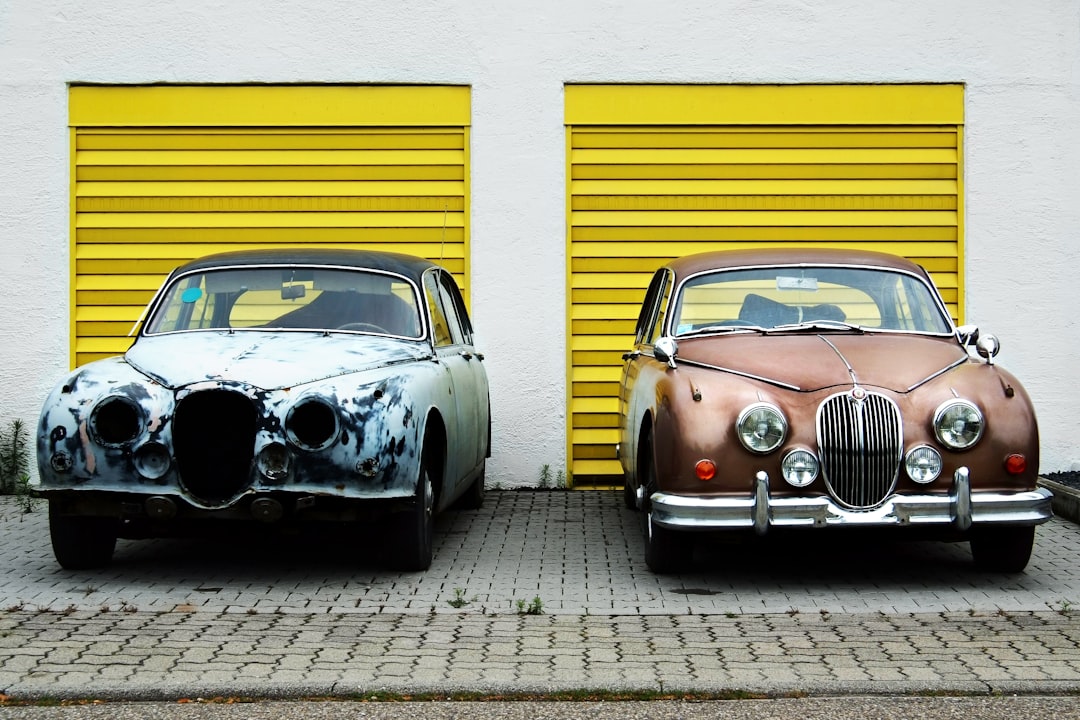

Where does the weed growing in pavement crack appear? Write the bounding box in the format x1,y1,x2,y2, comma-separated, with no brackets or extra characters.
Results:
1055,599,1074,615
448,588,472,609
515,596,544,615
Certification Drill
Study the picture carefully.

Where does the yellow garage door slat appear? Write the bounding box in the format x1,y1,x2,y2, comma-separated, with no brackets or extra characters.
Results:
79,180,464,197
77,148,465,166
573,179,957,195
566,84,964,484
70,85,470,368
78,129,465,151
574,163,958,180
79,165,465,182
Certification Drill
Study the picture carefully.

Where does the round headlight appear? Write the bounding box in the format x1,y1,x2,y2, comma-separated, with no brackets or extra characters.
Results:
781,449,819,487
89,396,142,446
285,398,339,451
133,442,171,480
933,400,984,450
736,403,787,454
905,445,942,484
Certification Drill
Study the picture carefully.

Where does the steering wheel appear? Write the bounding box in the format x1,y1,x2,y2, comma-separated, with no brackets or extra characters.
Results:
717,319,756,327
336,322,388,333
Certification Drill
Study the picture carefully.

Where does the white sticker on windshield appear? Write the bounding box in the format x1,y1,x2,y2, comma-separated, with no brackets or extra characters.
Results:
777,276,818,291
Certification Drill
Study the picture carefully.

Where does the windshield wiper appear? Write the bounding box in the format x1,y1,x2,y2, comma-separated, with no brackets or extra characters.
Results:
764,320,866,334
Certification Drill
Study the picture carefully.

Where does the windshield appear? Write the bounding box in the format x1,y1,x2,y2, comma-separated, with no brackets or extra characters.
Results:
671,266,953,336
144,266,424,338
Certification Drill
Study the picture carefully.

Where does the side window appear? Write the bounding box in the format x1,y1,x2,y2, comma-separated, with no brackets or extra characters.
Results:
646,277,673,344
438,272,473,345
634,269,669,345
423,272,454,347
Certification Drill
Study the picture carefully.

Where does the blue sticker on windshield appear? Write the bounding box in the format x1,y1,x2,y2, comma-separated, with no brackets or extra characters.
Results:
181,287,203,303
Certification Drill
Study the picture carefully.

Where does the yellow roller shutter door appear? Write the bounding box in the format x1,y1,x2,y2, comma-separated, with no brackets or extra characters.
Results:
566,84,964,481
70,85,470,367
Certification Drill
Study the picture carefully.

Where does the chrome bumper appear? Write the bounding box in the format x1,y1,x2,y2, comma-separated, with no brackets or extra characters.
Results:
649,468,1054,535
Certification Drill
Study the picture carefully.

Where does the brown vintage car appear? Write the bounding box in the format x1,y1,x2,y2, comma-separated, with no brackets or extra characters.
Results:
619,248,1052,573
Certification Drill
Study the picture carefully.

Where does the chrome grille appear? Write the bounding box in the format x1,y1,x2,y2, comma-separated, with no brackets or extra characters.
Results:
816,391,903,509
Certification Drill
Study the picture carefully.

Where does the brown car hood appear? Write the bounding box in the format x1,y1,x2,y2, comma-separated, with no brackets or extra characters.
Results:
675,332,969,393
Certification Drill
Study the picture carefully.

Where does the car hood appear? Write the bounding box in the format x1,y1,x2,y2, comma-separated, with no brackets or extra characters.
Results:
675,332,969,393
125,331,431,391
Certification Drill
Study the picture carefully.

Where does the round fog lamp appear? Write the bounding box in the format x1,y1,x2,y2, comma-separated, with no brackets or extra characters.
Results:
133,442,171,480
257,442,290,482
695,459,717,481
781,449,819,487
905,445,942,484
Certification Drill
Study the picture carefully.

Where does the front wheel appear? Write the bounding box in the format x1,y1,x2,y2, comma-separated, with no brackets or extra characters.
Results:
387,460,435,571
970,525,1036,573
643,511,690,574
639,433,690,573
49,501,119,570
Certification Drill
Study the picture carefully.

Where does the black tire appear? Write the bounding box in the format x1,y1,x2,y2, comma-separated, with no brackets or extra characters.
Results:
639,433,689,574
48,501,118,570
970,525,1036,573
388,458,435,571
455,460,486,510
623,471,637,510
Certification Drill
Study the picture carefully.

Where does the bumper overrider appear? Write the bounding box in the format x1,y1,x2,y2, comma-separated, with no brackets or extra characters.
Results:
648,467,1054,535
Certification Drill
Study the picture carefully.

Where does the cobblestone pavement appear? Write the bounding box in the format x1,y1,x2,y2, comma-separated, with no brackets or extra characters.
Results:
1,491,1078,700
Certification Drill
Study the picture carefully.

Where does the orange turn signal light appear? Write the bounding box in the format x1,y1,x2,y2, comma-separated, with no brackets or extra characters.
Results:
1004,454,1026,475
695,459,717,481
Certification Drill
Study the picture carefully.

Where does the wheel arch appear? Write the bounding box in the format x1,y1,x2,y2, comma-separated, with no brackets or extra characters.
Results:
421,407,447,508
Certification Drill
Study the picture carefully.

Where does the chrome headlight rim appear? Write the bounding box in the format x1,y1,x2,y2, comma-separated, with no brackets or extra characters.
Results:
781,448,819,487
933,399,985,451
88,395,144,447
736,402,788,455
904,444,943,484
284,396,340,452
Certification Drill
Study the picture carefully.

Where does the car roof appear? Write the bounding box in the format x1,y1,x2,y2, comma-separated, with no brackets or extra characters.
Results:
664,247,931,280
169,248,441,285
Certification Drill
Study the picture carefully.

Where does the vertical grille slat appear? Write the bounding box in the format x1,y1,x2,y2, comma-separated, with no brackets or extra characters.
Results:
816,391,902,509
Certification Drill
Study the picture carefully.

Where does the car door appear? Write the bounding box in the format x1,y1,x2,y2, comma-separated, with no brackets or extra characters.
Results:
423,270,485,494
620,268,672,477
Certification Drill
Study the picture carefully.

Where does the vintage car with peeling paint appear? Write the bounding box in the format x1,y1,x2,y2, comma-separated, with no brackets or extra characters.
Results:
36,249,489,571
620,248,1052,574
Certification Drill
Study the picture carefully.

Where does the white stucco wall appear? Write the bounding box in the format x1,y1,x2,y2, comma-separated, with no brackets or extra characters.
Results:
1,0,1078,484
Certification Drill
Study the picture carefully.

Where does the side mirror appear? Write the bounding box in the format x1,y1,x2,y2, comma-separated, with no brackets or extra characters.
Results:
653,336,679,369
975,334,1001,365
956,324,980,346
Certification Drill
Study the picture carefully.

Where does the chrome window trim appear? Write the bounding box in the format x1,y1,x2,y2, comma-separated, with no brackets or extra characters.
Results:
141,263,428,342
668,262,956,338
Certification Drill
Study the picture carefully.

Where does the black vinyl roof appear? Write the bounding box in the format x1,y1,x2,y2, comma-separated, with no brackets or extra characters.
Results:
170,248,441,285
